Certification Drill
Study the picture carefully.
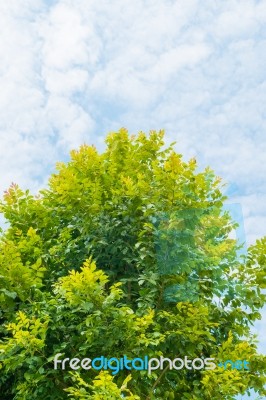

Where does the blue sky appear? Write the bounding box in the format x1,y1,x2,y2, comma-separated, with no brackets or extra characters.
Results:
0,1,265,397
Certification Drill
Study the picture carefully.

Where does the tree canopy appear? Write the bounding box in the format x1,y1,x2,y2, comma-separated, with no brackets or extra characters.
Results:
0,129,265,399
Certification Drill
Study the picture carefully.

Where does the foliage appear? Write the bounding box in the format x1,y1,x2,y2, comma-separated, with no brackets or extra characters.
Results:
0,129,265,399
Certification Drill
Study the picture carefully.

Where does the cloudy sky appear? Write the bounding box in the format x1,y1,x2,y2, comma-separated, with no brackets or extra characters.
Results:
0,0,265,397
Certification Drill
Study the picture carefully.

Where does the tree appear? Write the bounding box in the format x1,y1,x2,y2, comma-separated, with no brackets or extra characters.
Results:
0,128,265,399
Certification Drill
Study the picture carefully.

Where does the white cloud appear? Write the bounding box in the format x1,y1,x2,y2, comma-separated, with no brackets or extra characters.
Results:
39,3,97,70
0,0,264,238
0,2,265,393
214,4,257,38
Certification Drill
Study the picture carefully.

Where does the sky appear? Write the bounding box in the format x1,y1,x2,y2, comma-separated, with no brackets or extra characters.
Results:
0,0,265,397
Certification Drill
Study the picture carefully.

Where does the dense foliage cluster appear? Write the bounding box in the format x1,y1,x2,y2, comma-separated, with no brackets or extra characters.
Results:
0,129,265,399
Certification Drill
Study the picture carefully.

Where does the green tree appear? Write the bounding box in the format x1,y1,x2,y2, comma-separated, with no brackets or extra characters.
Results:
0,129,265,399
